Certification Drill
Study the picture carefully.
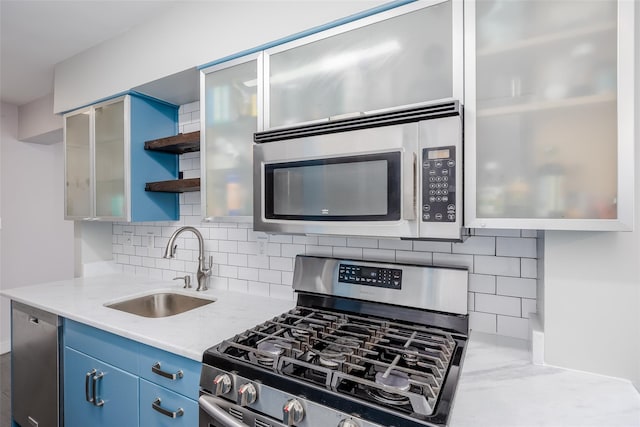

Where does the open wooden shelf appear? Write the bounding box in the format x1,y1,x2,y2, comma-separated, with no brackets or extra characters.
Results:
144,131,200,154
145,178,200,193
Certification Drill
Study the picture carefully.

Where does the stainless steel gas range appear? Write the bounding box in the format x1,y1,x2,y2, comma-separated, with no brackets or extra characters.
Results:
199,255,469,427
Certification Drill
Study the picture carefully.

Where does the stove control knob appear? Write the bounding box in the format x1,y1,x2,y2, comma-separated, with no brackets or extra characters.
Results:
338,419,361,427
237,383,257,406
213,374,232,396
282,399,304,425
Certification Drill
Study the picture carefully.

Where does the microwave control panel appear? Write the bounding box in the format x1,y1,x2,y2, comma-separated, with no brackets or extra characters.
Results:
422,145,456,223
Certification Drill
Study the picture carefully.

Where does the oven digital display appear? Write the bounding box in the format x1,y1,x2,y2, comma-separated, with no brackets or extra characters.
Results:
338,264,402,289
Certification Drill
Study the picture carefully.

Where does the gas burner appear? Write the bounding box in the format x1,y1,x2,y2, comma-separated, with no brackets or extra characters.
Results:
251,340,288,366
375,370,410,391
317,343,354,369
401,347,420,367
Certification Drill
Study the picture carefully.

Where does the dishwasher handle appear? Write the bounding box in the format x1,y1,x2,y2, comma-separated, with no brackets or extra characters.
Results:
198,395,248,427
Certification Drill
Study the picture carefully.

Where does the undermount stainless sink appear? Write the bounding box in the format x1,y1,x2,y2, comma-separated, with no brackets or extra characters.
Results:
105,292,214,318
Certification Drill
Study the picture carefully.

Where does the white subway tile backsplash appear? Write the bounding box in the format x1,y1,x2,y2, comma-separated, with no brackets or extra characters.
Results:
218,264,238,279
469,311,497,334
433,253,473,271
227,228,248,241
497,277,537,299
238,267,259,281
496,237,537,258
413,240,451,253
183,122,200,133
475,294,521,317
281,244,305,258
110,103,541,341
347,237,379,248
228,278,249,293
269,234,293,244
219,240,238,253
362,248,395,262
520,229,538,238
248,281,270,296
248,254,269,269
259,269,281,284
521,298,537,319
469,274,496,294
395,250,432,265
318,236,346,247
228,253,248,267
452,236,495,255
497,315,529,339
305,245,333,257
333,246,363,260
474,255,520,277
270,257,293,272
293,235,318,245
521,258,537,279
378,239,413,251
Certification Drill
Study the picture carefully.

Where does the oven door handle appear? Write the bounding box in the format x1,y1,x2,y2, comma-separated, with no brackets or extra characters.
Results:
199,395,249,427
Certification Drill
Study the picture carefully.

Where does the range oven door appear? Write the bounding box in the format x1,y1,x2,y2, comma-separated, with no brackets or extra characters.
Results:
254,122,418,238
199,394,286,427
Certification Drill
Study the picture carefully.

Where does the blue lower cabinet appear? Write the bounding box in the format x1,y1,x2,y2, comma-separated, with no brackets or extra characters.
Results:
140,378,198,427
64,347,139,427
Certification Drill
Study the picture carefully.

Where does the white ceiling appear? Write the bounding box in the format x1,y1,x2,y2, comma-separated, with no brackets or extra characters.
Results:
0,0,179,106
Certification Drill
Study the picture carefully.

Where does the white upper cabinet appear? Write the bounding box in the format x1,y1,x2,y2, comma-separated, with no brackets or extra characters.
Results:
64,94,180,222
465,0,635,230
200,54,260,220
264,0,463,129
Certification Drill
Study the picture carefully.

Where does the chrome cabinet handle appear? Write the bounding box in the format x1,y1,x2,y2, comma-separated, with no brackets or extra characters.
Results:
152,362,183,380
85,369,96,403
198,395,248,427
92,372,104,407
152,398,184,418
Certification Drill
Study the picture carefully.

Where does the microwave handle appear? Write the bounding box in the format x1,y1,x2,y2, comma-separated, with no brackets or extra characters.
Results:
403,152,417,221
199,395,248,427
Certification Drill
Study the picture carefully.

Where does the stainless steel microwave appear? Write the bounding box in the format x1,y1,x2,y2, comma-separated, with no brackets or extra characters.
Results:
253,101,463,240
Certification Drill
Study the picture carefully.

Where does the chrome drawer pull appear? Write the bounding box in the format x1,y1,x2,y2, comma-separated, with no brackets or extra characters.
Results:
152,362,183,380
85,369,96,403
152,398,184,418
92,372,105,407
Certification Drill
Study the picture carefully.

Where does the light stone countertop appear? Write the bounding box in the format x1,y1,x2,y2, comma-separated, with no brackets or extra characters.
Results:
2,274,640,426
1,274,295,361
451,332,640,427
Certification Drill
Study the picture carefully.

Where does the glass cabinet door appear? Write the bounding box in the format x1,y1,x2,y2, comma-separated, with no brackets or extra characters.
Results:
265,0,460,129
466,0,634,230
65,111,91,218
201,55,259,219
94,99,125,219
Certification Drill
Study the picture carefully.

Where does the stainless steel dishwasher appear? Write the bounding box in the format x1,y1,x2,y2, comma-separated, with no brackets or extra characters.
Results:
11,301,61,427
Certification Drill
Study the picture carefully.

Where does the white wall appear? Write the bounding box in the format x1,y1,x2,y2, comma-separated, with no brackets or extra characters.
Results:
18,93,63,144
0,102,74,353
543,3,640,390
53,0,387,113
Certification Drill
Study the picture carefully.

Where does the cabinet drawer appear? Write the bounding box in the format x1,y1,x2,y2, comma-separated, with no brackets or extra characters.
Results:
140,379,198,427
64,319,139,373
139,342,200,399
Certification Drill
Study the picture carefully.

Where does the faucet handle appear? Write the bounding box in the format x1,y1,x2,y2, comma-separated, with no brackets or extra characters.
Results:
173,275,191,289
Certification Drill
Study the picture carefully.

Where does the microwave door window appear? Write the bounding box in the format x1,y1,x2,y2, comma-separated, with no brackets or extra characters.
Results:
266,153,401,221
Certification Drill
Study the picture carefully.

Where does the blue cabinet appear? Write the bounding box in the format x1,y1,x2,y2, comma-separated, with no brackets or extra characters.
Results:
63,320,200,427
63,347,139,427
64,93,180,222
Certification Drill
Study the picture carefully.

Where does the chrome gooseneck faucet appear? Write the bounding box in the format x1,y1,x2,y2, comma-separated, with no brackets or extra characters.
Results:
163,226,212,291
